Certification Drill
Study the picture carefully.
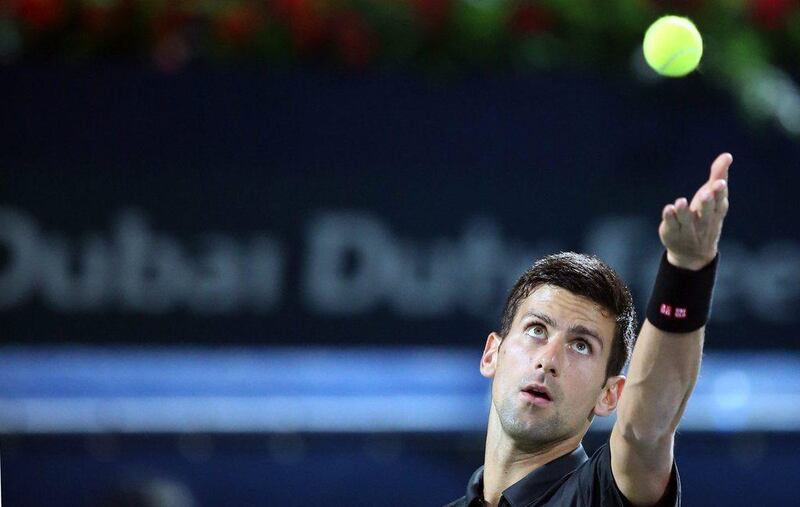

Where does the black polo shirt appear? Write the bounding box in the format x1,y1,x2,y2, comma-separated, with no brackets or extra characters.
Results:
444,443,680,507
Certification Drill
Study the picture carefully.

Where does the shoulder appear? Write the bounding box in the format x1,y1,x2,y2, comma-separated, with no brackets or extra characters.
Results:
573,443,681,507
535,444,680,506
441,496,467,507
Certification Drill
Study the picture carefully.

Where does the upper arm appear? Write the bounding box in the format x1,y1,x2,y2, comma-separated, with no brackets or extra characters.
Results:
610,427,675,506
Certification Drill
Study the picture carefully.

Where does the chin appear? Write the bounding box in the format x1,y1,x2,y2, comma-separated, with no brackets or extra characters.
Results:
503,414,561,443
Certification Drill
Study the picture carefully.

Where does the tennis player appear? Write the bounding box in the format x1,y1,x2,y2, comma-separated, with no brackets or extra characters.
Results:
446,153,732,506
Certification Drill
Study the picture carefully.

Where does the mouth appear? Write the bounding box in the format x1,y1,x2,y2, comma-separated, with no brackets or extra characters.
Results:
520,385,553,407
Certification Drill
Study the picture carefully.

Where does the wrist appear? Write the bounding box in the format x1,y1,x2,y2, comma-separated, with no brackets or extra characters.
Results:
646,251,719,333
666,250,717,271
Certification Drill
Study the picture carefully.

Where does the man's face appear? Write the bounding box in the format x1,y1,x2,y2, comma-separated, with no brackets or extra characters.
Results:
480,284,622,448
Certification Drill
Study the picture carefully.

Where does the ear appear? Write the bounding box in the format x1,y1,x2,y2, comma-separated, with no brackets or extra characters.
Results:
593,375,625,417
479,332,503,379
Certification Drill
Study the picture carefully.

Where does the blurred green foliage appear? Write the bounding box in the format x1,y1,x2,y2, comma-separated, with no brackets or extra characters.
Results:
1,0,798,133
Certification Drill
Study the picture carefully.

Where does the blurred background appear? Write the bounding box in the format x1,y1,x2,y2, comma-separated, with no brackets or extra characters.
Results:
1,0,799,505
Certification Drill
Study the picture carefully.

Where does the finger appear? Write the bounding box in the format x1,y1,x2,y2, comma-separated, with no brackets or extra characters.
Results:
674,197,693,226
713,179,729,215
699,190,715,220
662,204,680,229
708,152,733,184
689,187,707,213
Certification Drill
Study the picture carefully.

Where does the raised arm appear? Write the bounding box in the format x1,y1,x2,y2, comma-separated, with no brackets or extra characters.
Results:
610,153,732,506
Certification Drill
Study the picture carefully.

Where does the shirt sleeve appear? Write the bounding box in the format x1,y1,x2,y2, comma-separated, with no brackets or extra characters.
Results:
575,443,680,507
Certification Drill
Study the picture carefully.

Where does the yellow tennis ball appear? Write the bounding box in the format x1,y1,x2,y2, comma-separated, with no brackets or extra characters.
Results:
643,15,703,77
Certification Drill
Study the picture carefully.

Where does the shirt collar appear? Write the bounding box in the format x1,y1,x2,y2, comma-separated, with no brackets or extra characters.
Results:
464,465,485,506
465,445,589,506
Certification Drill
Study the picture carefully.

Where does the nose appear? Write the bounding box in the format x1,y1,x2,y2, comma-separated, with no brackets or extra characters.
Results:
536,337,562,377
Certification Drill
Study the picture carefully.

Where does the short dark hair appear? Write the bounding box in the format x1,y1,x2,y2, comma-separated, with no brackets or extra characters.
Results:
498,252,638,378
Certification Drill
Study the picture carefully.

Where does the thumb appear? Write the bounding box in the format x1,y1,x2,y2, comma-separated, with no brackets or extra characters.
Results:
709,152,733,183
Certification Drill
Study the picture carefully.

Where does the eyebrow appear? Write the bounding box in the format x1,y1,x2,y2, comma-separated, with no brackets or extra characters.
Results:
523,311,605,350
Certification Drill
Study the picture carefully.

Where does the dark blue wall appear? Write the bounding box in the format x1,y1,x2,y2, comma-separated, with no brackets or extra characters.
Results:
3,432,798,506
2,65,799,350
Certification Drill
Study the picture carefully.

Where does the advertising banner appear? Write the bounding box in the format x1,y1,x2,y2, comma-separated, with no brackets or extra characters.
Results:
2,67,798,348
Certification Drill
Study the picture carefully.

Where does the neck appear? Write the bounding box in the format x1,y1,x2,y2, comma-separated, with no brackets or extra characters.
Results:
481,409,584,507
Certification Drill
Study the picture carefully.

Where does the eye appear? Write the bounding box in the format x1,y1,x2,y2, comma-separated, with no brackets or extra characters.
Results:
525,324,546,339
571,340,592,356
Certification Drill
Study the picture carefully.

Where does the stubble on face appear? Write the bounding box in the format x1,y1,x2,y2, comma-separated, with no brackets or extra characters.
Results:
494,381,570,451
497,401,566,449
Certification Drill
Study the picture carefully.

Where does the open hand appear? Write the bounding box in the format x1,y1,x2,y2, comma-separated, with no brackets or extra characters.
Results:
659,153,732,271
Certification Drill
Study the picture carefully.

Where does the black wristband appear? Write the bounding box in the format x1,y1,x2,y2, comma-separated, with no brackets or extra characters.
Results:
646,251,718,333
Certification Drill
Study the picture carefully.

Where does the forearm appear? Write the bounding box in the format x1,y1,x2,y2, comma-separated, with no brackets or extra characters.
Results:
610,320,703,504
616,320,704,442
